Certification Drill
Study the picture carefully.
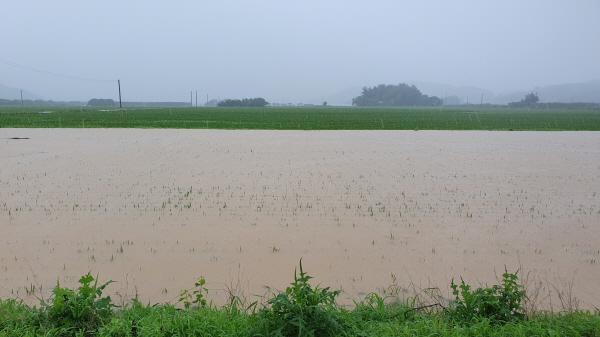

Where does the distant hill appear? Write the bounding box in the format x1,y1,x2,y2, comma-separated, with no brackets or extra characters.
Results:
325,80,600,106
533,80,600,103
0,84,41,100
323,82,495,106
352,83,442,107
492,80,600,104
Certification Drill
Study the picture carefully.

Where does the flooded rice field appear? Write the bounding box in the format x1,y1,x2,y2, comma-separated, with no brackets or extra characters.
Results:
1,129,599,308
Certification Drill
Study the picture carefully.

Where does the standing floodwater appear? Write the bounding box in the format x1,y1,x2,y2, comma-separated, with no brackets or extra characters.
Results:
1,129,599,308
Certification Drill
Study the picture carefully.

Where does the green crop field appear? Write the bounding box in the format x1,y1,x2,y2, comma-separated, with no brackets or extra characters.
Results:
1,106,600,130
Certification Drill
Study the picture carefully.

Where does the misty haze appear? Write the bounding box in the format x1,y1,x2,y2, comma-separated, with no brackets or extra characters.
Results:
1,1,600,104
1,1,600,336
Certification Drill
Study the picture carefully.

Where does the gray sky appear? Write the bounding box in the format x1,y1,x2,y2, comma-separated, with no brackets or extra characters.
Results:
1,0,599,103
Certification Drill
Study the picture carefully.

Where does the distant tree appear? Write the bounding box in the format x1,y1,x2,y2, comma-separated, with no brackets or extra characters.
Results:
87,98,115,107
352,84,442,107
322,101,328,106
217,98,269,107
509,92,539,107
523,92,540,105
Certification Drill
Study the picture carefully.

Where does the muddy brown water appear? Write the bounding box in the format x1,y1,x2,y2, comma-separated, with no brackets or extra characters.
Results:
1,129,599,309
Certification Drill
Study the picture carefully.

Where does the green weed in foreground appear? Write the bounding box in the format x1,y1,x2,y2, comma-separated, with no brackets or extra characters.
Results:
177,276,209,309
1,264,599,337
254,260,344,337
448,271,525,324
42,273,115,334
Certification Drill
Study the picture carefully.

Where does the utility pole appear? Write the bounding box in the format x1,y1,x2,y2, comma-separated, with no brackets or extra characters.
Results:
190,91,193,107
480,93,484,105
206,94,208,105
20,89,23,107
195,90,198,108
118,80,122,109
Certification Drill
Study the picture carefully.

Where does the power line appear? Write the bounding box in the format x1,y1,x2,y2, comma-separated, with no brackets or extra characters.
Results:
0,57,115,82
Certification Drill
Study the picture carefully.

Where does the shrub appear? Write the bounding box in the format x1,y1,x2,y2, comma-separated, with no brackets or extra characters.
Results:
178,276,209,309
42,273,114,335
448,271,525,323
255,260,344,337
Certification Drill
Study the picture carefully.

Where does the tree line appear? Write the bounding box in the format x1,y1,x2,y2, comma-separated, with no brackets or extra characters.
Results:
352,83,442,107
218,98,269,107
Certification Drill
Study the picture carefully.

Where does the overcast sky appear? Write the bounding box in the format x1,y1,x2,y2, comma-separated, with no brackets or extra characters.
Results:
1,0,599,102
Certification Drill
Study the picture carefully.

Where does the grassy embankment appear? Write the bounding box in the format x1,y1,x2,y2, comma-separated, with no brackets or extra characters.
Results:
1,263,599,337
1,106,600,130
